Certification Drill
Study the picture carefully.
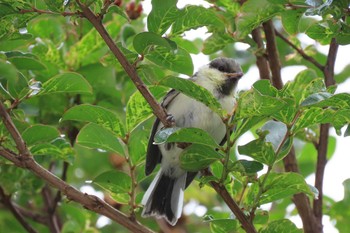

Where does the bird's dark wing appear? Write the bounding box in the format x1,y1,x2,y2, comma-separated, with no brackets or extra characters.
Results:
145,89,180,176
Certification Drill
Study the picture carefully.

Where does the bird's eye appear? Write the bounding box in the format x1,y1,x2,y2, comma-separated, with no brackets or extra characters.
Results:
218,66,225,72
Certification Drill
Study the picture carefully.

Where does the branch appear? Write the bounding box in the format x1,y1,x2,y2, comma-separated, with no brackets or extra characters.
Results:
251,28,271,80
0,102,154,233
0,186,39,233
75,0,172,128
261,20,321,233
262,20,283,89
202,169,257,233
313,38,338,225
274,29,325,71
42,185,61,233
19,7,78,17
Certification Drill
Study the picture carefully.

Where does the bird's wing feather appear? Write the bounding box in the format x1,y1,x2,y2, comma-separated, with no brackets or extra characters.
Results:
145,89,180,175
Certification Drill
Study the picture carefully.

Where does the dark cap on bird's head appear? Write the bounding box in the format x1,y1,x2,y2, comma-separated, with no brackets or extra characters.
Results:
209,57,243,95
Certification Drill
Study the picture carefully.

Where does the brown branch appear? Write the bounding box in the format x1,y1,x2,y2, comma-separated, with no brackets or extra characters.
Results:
0,186,39,233
274,29,325,71
202,169,257,233
75,0,172,128
251,28,271,80
42,185,61,233
12,204,48,225
261,20,321,233
0,101,154,233
262,20,283,89
313,38,338,227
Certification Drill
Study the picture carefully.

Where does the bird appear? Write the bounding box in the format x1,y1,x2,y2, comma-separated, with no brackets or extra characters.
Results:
141,57,243,226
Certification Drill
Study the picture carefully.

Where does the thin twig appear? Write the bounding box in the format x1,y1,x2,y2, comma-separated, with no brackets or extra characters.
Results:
19,7,78,17
0,186,39,233
42,186,61,233
75,0,173,128
202,169,257,233
275,29,325,71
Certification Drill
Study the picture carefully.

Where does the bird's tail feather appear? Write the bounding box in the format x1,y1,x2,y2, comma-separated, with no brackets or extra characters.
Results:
141,168,186,226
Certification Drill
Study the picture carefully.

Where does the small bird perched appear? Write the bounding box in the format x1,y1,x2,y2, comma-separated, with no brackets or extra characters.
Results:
141,57,243,225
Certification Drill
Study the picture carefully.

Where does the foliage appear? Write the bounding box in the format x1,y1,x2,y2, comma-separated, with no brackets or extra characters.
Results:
0,0,349,232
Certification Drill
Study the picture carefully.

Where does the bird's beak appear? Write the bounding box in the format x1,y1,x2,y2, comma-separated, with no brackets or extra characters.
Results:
225,72,244,80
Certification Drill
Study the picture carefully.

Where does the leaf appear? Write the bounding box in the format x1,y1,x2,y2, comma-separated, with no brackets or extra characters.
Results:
238,133,276,166
230,159,264,174
39,72,92,95
133,32,174,54
236,0,284,39
93,170,131,195
145,47,193,75
22,124,60,146
281,9,305,35
108,5,129,21
126,86,168,132
76,123,124,155
155,127,220,148
8,56,46,70
159,76,223,115
305,23,332,45
0,59,18,83
171,6,224,35
208,219,238,233
300,92,333,107
147,0,180,35
180,144,222,172
62,104,125,137
260,219,302,233
251,172,314,205
202,33,235,55
236,90,286,119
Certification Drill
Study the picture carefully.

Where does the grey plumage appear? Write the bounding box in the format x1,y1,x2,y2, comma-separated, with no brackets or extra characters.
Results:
141,58,243,225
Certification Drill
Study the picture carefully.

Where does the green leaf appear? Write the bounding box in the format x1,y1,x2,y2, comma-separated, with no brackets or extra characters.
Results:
76,123,124,155
155,127,220,148
236,0,284,39
39,72,92,95
145,47,193,75
22,124,60,146
281,9,305,35
260,219,302,233
238,133,276,165
148,0,180,35
171,6,224,35
133,32,174,54
62,104,125,137
180,144,222,172
250,172,314,205
8,56,46,70
236,90,286,119
0,59,18,83
108,5,129,22
208,219,238,233
305,23,332,45
230,159,264,174
300,92,332,107
7,72,28,99
93,170,131,195
202,33,235,55
159,76,223,115
126,86,168,132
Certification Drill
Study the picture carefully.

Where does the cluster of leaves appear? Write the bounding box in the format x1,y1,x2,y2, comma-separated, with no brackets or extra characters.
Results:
0,0,350,232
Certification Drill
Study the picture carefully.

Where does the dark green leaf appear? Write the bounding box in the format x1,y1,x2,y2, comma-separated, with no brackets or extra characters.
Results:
145,47,193,75
108,5,129,21
155,127,220,148
22,124,60,146
208,219,238,233
39,72,92,95
236,0,284,39
260,219,302,233
8,56,46,70
93,170,131,194
159,76,223,115
180,144,222,172
62,104,125,137
76,123,124,155
126,86,168,132
202,33,235,55
300,92,332,107
230,159,264,174
133,32,174,54
148,0,180,35
171,6,224,35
